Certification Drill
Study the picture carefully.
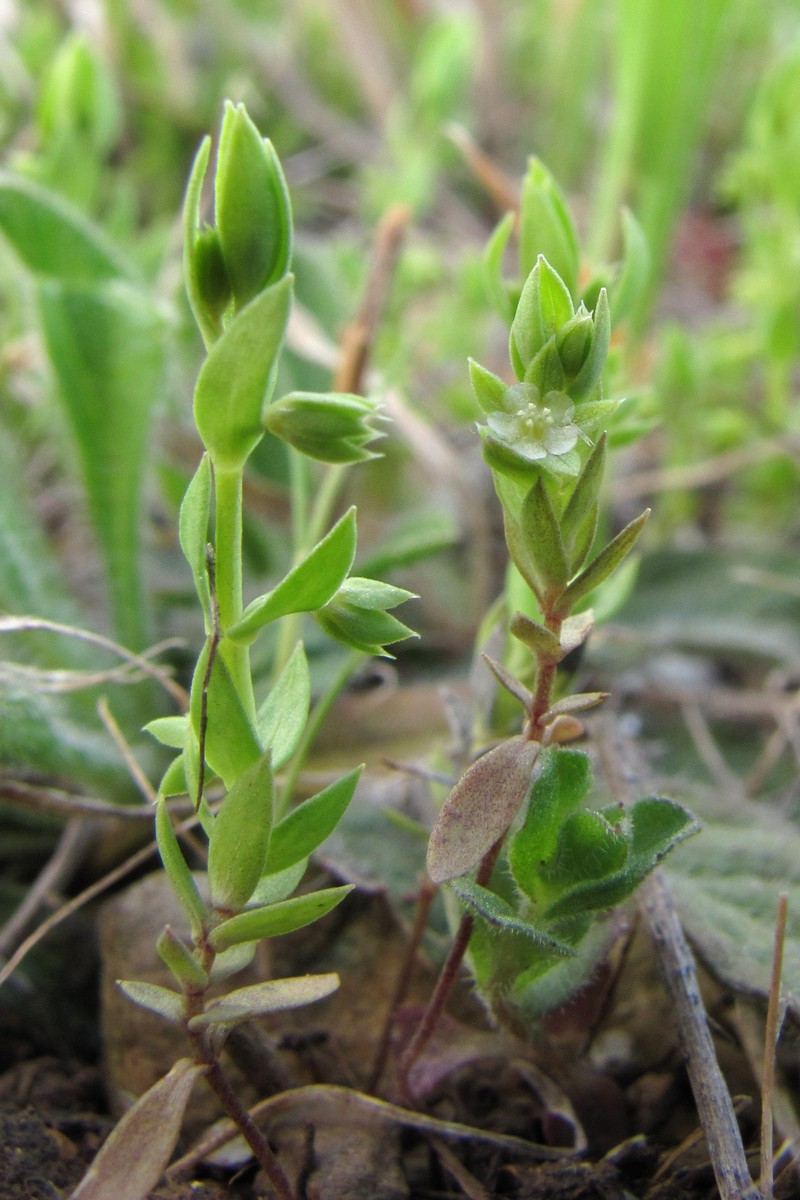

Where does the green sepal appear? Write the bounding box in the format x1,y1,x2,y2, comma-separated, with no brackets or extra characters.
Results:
316,577,417,657
507,747,591,902
155,796,206,936
156,927,209,989
227,507,357,644
187,973,339,1030
557,508,649,615
208,748,273,910
117,980,183,1025
182,136,219,345
450,878,573,957
179,454,212,625
193,274,292,470
518,158,580,299
209,885,354,950
266,767,362,874
189,639,262,788
264,391,382,463
468,358,508,415
256,642,310,770
569,289,610,400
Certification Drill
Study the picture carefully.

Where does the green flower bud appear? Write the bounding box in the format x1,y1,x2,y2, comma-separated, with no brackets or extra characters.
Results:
510,256,574,379
555,308,594,382
215,102,293,311
191,226,232,332
316,577,416,657
264,391,383,463
519,158,580,299
39,33,120,153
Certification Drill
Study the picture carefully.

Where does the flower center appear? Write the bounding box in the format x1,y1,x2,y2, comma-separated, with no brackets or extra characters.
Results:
519,401,554,440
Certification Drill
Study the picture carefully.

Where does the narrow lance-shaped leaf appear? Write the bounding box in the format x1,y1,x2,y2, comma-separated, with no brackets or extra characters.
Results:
560,434,606,558
609,208,650,325
266,767,363,875
179,454,212,626
450,878,574,956
116,980,183,1024
482,211,515,322
509,611,562,660
157,927,209,989
557,509,650,615
209,885,354,951
69,1059,203,1200
520,477,570,595
227,507,357,644
208,748,273,909
193,274,292,470
189,640,261,787
182,136,219,346
256,641,310,769
155,797,205,936
188,973,339,1029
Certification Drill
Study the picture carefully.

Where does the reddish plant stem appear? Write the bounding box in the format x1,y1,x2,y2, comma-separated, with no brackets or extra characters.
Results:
368,876,437,1094
528,608,563,738
184,940,295,1200
397,836,504,1104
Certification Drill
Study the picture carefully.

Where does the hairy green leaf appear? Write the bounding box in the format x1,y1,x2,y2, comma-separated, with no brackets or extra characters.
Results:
209,885,354,950
451,878,573,956
508,747,591,901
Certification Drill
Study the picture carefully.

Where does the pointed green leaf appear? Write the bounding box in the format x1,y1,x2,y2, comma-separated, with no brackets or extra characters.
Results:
179,454,212,624
0,170,132,282
155,797,205,935
570,288,610,400
145,716,188,750
249,859,308,906
609,208,650,325
266,767,362,874
336,577,416,609
508,747,591,900
450,878,573,956
194,274,292,469
227,507,357,643
509,611,562,660
518,159,580,298
510,257,574,376
70,1058,202,1200
629,796,700,869
156,928,209,989
558,509,650,615
209,885,354,950
117,980,182,1024
256,642,310,769
188,972,339,1029
182,136,219,346
157,753,188,798
37,279,166,649
469,358,508,415
427,737,541,884
189,640,261,787
316,600,416,658
520,477,570,594
208,749,273,909
541,692,608,723
482,210,516,322
560,434,606,559
481,654,533,710
539,810,628,889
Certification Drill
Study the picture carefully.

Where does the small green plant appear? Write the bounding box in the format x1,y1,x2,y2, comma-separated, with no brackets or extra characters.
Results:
70,102,413,1200
400,163,698,1085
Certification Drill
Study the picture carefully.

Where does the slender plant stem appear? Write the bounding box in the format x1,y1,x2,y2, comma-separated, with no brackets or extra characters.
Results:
213,463,255,717
529,610,563,736
397,836,504,1103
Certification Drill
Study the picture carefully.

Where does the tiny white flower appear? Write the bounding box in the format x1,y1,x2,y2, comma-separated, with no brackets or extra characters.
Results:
486,384,585,463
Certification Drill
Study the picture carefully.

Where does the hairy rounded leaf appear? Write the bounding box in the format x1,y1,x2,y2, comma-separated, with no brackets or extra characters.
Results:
427,737,540,884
